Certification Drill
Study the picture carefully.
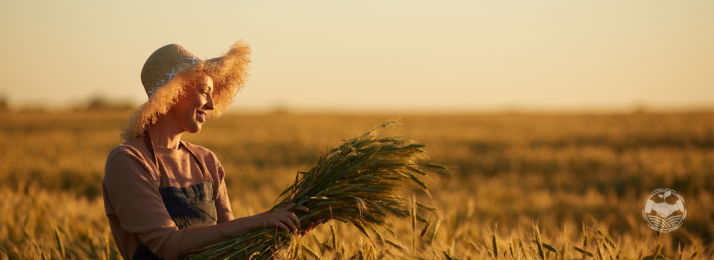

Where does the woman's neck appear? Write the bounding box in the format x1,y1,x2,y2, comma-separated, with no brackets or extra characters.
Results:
148,115,184,150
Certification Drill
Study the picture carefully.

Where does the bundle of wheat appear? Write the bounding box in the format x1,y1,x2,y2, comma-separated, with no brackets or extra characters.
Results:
189,120,448,259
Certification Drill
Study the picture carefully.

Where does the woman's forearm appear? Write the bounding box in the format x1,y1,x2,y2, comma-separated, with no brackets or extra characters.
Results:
176,203,313,259
177,213,265,259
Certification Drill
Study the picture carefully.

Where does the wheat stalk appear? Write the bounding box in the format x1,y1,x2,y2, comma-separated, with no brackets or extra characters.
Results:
188,120,447,259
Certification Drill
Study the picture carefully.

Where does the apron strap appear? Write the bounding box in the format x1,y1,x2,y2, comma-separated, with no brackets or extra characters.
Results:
142,135,160,170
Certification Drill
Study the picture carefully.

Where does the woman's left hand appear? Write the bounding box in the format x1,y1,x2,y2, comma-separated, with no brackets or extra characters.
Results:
301,218,325,236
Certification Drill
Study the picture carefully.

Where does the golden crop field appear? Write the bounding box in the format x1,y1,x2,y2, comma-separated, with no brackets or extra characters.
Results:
1,110,713,259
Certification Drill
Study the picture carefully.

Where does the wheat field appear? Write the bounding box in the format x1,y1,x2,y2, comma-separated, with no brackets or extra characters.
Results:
1,110,713,259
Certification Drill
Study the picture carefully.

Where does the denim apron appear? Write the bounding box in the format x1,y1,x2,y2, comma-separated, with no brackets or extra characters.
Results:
133,137,218,260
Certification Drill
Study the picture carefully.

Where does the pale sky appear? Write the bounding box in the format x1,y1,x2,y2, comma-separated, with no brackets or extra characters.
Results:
1,1,713,112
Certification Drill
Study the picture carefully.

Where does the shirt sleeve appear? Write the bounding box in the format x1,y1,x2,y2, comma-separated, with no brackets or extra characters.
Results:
213,157,234,223
103,146,183,260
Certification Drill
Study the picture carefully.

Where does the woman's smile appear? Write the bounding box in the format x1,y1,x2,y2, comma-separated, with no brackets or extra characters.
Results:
197,110,207,123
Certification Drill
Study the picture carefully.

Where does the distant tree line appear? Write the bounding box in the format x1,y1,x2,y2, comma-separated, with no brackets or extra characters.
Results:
0,95,136,112
85,96,136,111
0,95,7,111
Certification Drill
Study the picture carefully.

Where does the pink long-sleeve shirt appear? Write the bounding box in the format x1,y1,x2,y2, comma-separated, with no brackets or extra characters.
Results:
102,138,233,260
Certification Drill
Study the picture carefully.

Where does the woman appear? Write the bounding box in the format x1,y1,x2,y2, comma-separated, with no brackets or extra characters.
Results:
103,41,322,259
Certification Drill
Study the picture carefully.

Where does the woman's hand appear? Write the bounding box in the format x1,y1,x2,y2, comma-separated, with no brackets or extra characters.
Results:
301,219,325,236
257,203,308,234
256,203,326,236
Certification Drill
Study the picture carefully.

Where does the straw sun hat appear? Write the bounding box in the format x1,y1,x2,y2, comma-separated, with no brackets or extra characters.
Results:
121,41,251,141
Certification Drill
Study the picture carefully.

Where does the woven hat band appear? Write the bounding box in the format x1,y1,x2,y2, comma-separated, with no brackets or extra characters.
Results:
140,44,202,98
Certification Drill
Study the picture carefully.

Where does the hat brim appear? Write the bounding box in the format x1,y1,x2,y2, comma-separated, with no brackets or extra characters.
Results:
121,41,251,141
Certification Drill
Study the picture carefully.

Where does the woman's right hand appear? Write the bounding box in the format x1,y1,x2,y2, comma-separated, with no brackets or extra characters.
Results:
256,203,308,234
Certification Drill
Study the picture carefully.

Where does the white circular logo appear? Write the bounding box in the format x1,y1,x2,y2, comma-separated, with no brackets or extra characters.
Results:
642,188,686,233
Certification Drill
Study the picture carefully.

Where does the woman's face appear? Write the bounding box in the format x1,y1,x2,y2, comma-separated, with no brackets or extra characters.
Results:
170,74,215,134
